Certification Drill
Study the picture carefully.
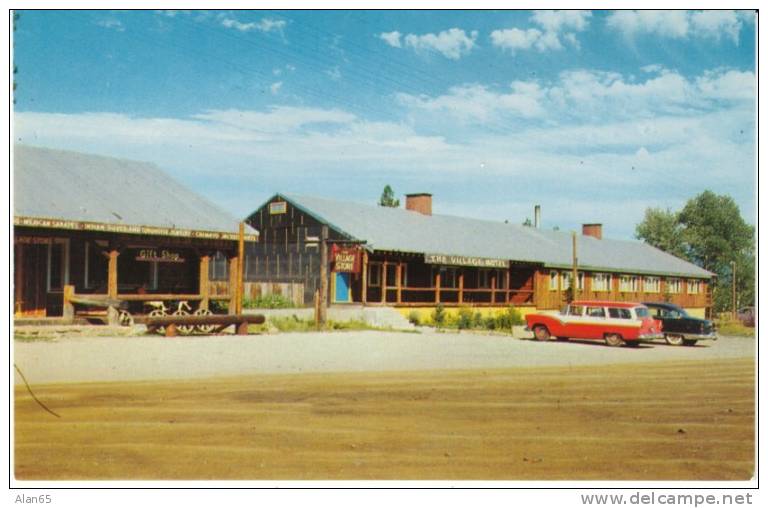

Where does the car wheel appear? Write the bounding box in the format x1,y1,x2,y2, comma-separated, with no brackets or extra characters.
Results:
533,325,551,342
604,333,624,347
682,339,698,347
665,334,684,346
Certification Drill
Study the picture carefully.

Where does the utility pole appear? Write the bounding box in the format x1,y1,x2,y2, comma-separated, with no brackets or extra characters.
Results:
571,231,578,301
319,225,328,326
732,261,737,321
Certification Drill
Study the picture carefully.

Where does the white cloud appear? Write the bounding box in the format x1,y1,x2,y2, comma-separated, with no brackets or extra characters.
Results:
607,10,748,43
391,28,478,59
530,10,591,32
192,106,357,133
220,16,286,34
269,82,283,95
491,10,590,54
255,18,287,34
379,31,402,48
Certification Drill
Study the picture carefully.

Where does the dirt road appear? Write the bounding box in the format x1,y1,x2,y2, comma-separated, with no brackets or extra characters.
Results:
15,358,754,481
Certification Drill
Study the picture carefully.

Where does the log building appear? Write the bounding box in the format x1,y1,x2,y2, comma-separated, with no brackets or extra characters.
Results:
246,193,714,317
13,145,257,319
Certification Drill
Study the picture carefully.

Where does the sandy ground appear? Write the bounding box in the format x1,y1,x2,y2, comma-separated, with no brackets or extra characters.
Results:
13,330,754,384
15,358,754,480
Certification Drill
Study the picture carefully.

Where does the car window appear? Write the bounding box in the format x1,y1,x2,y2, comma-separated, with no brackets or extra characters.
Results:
635,307,649,318
586,306,606,318
608,308,631,319
568,305,583,316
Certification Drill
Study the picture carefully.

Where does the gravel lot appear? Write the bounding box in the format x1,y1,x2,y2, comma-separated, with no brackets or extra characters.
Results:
13,329,754,385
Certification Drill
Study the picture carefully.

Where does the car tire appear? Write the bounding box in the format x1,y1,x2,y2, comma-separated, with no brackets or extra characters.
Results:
533,325,551,342
682,339,698,347
665,334,684,346
604,333,624,347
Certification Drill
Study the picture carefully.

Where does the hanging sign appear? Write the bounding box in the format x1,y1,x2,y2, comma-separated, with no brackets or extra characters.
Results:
424,253,508,269
135,249,185,263
269,201,288,215
332,245,361,273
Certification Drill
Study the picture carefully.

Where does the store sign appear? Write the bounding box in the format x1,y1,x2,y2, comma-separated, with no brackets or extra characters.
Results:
269,201,288,215
135,249,185,263
332,246,361,273
15,236,51,245
424,253,508,269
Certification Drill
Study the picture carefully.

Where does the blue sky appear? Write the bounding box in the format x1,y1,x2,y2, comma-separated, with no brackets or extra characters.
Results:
13,9,756,239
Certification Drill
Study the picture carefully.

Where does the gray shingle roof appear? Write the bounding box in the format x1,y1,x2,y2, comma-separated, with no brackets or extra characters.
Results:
14,145,255,238
279,193,713,278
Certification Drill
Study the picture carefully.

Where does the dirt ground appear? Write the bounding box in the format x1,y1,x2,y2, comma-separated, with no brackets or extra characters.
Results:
14,358,754,481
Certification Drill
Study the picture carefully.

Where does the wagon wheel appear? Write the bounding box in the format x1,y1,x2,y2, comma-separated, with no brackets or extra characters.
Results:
533,325,551,342
604,333,624,347
148,309,166,335
117,310,134,327
193,308,216,334
173,309,193,335
665,334,684,346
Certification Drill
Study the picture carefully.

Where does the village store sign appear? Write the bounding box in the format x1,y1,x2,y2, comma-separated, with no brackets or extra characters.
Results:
332,246,362,273
424,253,508,269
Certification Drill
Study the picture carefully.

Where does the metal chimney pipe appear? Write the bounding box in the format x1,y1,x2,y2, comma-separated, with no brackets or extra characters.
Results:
534,205,541,229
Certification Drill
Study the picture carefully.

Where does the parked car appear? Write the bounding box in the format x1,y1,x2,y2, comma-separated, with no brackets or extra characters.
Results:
524,300,663,347
642,302,717,346
737,307,755,327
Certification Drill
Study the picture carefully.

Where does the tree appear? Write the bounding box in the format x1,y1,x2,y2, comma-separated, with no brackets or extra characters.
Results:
635,208,686,258
378,185,400,207
636,191,755,312
522,217,532,227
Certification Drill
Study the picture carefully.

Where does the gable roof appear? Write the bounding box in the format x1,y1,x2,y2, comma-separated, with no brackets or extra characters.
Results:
269,193,712,278
13,145,257,241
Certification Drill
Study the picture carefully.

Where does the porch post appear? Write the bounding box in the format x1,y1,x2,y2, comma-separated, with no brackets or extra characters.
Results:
199,254,210,310
107,248,119,299
63,284,75,322
491,272,497,305
396,263,402,304
380,262,386,304
435,270,441,304
505,269,511,305
228,255,239,315
361,251,368,305
458,269,464,304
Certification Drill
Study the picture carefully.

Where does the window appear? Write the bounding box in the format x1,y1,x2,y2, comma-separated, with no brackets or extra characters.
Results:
84,240,108,289
562,271,584,290
666,278,682,294
549,270,558,291
608,307,632,319
209,251,229,281
687,279,702,294
385,264,397,288
635,307,650,318
495,269,508,289
478,270,491,289
400,264,408,287
435,267,458,289
586,306,606,318
368,263,381,287
644,276,660,293
619,275,639,292
592,273,611,292
567,305,583,316
47,238,69,292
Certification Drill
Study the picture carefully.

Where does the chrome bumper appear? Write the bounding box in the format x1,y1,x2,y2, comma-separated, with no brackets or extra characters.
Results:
680,332,718,341
637,332,665,342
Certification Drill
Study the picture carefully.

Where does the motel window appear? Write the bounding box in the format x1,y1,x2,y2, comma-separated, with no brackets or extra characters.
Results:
47,238,69,292
209,251,229,281
368,263,381,287
687,279,702,295
592,273,611,292
386,264,398,288
619,275,639,292
666,278,682,294
561,271,584,290
495,269,508,289
478,270,491,289
549,271,558,291
433,267,458,289
400,264,408,287
644,276,661,293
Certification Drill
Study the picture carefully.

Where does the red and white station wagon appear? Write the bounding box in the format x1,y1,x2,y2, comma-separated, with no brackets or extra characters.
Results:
525,300,664,347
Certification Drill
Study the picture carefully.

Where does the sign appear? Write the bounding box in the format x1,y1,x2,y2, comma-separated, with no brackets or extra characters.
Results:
15,236,52,245
332,245,361,273
269,201,288,215
424,253,508,269
135,249,185,263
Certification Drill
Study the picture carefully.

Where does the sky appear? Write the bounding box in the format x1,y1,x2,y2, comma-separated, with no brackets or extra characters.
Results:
12,9,757,239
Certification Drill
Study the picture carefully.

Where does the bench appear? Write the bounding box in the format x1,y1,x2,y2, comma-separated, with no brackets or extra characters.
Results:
144,314,266,337
66,295,131,325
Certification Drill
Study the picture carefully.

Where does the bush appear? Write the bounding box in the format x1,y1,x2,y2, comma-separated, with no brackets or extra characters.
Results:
431,303,447,327
243,294,295,309
457,306,473,329
496,305,524,330
483,316,497,330
473,312,484,329
407,311,421,326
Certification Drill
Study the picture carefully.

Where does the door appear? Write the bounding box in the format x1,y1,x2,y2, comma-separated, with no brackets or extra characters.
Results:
334,272,351,302
15,243,48,316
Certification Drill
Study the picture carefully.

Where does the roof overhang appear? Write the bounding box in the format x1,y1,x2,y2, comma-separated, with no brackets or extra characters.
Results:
14,216,258,242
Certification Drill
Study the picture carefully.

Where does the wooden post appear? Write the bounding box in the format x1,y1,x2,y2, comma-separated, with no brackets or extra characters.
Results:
314,289,321,327
319,226,328,324
571,232,578,301
107,248,119,299
63,284,75,322
435,270,441,304
491,272,496,305
237,222,245,314
396,263,402,304
199,255,210,310
505,270,511,304
228,255,239,315
361,250,368,305
731,262,737,321
458,269,464,304
381,263,386,304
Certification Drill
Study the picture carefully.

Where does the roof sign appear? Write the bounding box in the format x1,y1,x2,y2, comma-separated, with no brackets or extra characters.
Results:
269,201,288,215
424,253,508,269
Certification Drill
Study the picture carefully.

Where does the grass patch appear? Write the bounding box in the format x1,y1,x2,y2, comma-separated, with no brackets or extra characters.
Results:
14,333,57,342
248,315,419,334
242,294,297,309
715,320,755,337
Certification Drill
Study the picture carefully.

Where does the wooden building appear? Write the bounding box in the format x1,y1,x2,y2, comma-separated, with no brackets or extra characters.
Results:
246,193,714,317
13,145,257,319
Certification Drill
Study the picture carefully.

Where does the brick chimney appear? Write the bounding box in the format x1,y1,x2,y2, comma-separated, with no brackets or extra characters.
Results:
582,223,603,239
405,193,432,216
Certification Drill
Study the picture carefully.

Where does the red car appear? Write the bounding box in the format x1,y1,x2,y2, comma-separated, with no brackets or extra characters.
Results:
525,300,664,347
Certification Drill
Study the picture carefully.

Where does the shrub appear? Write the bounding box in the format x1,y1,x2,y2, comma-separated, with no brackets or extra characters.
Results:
407,311,421,326
243,294,295,309
496,305,524,330
483,316,497,330
457,306,473,329
431,303,447,328
473,312,484,329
